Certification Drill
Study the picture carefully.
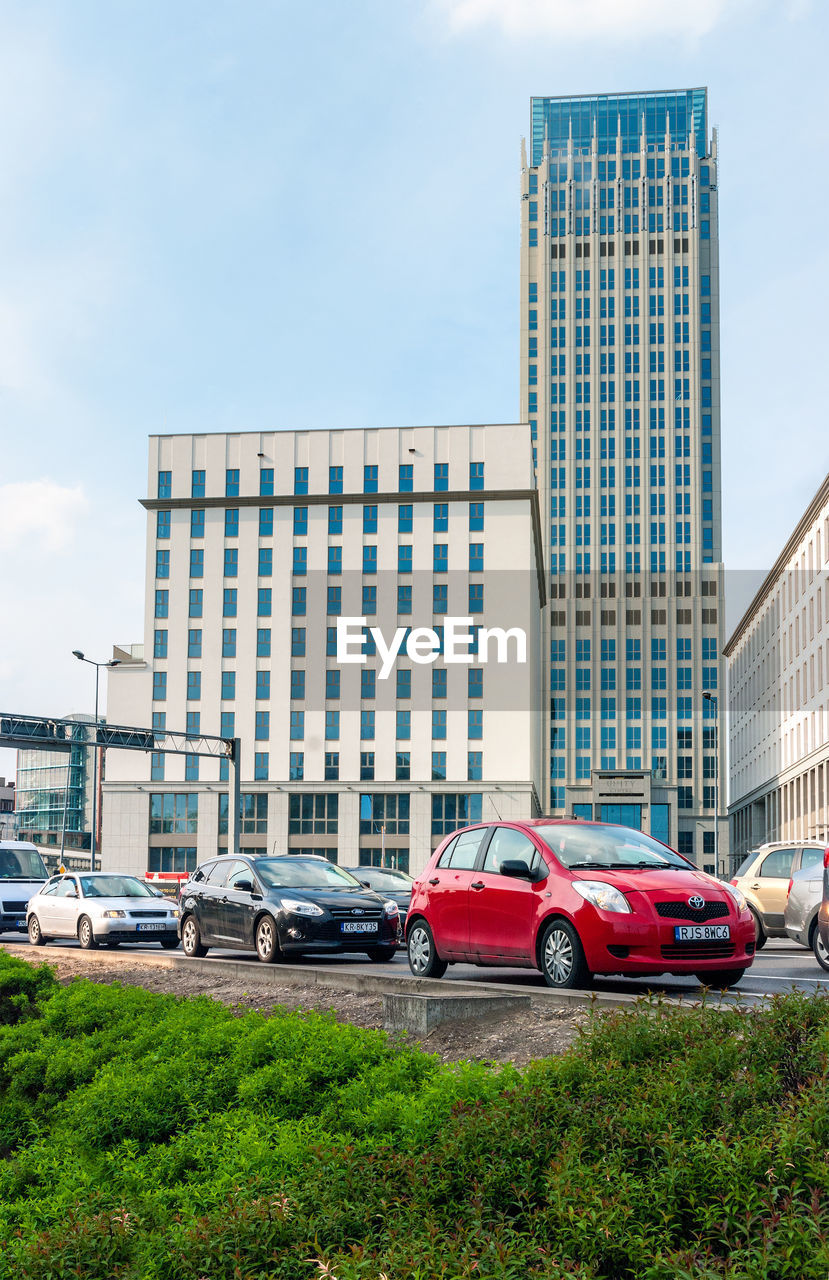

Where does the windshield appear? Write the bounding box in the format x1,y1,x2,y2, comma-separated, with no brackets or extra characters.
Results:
533,824,693,871
0,847,48,880
355,868,413,891
79,876,155,898
255,859,363,891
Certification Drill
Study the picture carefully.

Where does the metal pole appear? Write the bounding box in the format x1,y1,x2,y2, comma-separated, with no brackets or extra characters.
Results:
91,665,99,873
713,696,719,876
228,737,241,855
59,748,71,865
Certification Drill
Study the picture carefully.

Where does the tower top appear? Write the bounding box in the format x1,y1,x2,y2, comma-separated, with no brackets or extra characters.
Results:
530,88,707,165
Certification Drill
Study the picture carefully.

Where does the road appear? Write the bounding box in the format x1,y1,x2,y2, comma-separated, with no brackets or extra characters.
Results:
2,932,826,1004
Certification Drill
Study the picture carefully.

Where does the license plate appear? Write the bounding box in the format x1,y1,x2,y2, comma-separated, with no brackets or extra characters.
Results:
137,923,166,932
16,921,26,929
674,924,730,942
341,921,378,934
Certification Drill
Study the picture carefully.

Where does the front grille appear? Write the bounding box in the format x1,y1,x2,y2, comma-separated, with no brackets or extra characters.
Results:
655,901,729,923
661,942,736,960
1,901,26,913
128,910,168,919
329,907,383,921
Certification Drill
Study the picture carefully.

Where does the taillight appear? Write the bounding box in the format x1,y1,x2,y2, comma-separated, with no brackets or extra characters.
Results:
823,848,829,868
787,879,793,897
729,878,739,886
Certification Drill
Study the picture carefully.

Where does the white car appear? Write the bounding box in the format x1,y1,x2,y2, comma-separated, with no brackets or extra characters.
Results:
784,863,828,968
27,872,180,949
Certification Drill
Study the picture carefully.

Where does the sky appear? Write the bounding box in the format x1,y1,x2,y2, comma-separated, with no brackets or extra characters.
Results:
1,0,827,782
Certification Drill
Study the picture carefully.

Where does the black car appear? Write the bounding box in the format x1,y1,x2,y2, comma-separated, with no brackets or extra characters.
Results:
343,865,413,935
178,854,401,963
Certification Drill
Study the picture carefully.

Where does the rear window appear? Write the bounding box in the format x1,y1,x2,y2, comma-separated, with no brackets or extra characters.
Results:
799,848,826,873
733,851,759,879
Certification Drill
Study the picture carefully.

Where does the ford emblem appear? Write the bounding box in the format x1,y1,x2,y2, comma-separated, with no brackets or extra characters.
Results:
352,908,364,916
688,895,705,910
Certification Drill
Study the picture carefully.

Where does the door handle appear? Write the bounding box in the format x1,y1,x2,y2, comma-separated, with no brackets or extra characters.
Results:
750,882,760,890
470,881,485,890
428,877,440,885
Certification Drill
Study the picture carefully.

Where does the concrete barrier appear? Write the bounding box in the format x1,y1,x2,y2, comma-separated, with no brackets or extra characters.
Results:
383,991,531,1035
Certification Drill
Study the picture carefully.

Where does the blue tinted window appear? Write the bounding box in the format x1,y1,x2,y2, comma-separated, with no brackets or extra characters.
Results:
434,463,449,491
258,547,272,577
469,462,484,490
222,629,236,657
328,506,342,535
158,471,171,499
257,628,271,657
256,670,270,700
224,509,239,538
258,588,272,617
364,465,378,493
434,504,448,532
191,509,205,538
154,629,168,659
224,547,238,578
190,548,203,577
225,469,239,497
187,629,201,658
223,588,237,617
188,589,202,618
191,470,205,498
293,507,308,535
329,465,343,494
294,467,308,495
156,549,169,579
259,507,273,537
156,510,171,539
363,505,378,533
398,464,413,492
469,502,484,531
259,468,274,496
399,505,413,533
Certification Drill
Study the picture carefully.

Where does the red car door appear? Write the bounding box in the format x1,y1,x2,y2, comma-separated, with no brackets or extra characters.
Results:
425,826,490,960
468,826,542,962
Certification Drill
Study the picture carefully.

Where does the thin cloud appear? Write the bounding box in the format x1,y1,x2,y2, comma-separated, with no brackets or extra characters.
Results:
432,0,767,41
0,480,88,553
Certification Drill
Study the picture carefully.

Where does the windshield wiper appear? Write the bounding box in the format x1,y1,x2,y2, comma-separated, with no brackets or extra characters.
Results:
619,860,684,870
567,861,616,869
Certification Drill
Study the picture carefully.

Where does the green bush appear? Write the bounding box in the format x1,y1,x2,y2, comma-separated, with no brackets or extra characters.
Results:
0,951,828,1279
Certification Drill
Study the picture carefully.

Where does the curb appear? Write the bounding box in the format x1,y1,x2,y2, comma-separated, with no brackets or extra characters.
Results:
0,941,751,1011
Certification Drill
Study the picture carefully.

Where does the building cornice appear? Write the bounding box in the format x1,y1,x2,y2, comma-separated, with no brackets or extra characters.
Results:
141,488,548,608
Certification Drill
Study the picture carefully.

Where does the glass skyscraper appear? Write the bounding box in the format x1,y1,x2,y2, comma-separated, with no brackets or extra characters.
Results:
520,88,726,870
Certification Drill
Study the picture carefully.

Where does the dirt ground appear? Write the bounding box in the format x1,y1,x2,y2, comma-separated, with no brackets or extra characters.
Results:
4,946,588,1068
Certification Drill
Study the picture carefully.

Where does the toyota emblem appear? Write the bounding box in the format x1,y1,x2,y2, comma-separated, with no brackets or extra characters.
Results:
688,895,705,910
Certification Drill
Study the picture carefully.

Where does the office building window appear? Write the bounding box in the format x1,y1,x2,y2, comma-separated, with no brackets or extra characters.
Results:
432,751,446,781
154,629,168,659
294,467,308,495
223,588,237,617
360,793,410,835
224,509,239,538
399,464,413,492
289,793,338,834
188,589,202,618
329,465,343,494
325,751,339,781
431,793,482,835
190,509,205,538
254,752,269,781
152,671,167,701
434,463,449,491
396,752,411,781
289,752,304,781
220,670,235,700
360,752,375,781
363,465,378,493
259,468,274,496
257,628,271,657
191,470,205,498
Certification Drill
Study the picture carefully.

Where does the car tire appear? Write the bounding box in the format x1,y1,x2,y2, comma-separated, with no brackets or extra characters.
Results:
181,915,208,958
406,920,447,979
812,924,829,973
366,945,396,963
159,938,180,950
696,968,747,989
255,914,282,964
28,915,47,946
78,917,98,950
540,919,591,990
748,907,767,951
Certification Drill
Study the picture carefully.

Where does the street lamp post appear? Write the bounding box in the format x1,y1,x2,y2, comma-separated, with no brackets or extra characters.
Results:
72,651,120,871
702,691,719,875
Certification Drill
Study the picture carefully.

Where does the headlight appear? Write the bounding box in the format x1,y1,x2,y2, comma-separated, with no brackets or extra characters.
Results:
102,910,127,919
572,880,631,914
169,908,180,918
280,897,324,917
722,882,747,913
383,900,399,916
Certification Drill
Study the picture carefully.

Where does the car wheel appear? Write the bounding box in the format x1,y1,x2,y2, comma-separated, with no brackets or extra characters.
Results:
159,938,180,951
540,919,591,989
366,945,397,963
812,924,829,973
28,915,47,946
748,907,767,951
406,920,447,978
181,915,208,958
78,917,98,950
255,914,282,964
696,968,747,989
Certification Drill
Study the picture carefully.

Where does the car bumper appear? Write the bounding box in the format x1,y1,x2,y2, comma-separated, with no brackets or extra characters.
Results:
785,922,809,946
0,913,28,934
581,911,756,976
93,917,179,941
277,914,400,953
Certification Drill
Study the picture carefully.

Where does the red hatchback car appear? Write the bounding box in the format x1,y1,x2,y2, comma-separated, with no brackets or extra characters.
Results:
406,820,756,989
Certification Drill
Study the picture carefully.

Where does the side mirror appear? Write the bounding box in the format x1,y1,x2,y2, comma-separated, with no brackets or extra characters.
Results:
234,878,254,893
361,880,372,888
500,859,532,880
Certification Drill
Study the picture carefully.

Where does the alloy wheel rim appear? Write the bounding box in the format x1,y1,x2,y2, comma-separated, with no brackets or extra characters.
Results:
80,921,90,945
409,927,430,973
817,934,829,966
30,919,39,940
258,921,273,957
183,920,196,951
544,929,574,984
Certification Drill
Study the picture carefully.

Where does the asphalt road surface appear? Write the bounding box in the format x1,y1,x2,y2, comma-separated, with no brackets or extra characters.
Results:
2,931,826,1004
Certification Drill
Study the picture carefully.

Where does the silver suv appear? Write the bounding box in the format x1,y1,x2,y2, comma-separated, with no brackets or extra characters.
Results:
731,841,828,949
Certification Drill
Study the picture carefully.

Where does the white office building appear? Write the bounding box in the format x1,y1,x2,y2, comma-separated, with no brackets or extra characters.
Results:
102,423,545,878
726,472,829,862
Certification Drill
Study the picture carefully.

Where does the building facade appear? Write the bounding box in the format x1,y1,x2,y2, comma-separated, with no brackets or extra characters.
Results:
14,716,94,851
519,88,726,870
726,474,829,862
102,424,544,877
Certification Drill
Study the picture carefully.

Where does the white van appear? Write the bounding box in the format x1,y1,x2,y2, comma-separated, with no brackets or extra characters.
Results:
0,841,50,934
